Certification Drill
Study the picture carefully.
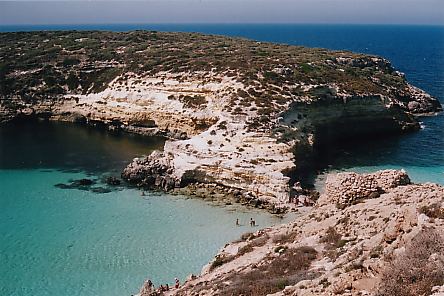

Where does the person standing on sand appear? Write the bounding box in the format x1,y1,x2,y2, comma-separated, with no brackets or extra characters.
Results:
157,285,165,293
175,278,180,288
139,279,154,296
236,218,240,226
250,218,256,227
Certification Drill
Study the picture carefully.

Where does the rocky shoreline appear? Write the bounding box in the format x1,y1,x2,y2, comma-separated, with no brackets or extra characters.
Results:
1,31,442,209
1,31,443,296
143,170,444,296
121,150,318,213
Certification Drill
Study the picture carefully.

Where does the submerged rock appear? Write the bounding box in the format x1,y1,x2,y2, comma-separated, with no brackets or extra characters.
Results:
54,178,114,194
1,31,441,207
105,176,121,186
74,178,95,186
54,183,71,189
90,187,112,194
54,178,96,190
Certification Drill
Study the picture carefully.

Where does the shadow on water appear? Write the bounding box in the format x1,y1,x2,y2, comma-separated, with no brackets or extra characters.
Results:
300,113,444,187
0,118,165,174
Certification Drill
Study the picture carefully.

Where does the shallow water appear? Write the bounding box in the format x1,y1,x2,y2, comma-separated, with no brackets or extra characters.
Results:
0,121,288,296
1,24,443,295
2,23,441,185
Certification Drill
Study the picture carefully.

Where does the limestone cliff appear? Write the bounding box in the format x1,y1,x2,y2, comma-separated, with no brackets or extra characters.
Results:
0,31,442,205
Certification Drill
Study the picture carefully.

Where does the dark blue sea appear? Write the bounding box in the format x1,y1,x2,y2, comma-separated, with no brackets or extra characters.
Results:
0,24,443,296
1,24,443,184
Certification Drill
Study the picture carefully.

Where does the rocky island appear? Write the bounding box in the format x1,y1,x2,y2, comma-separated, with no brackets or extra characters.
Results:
1,31,443,295
0,30,441,209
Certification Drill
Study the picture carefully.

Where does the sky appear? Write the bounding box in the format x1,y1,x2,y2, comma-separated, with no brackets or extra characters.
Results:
0,0,443,26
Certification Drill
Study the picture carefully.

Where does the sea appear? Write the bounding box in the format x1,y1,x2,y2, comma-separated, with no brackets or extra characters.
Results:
0,24,443,296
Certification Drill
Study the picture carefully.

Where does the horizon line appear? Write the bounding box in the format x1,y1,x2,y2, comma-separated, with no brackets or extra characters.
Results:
1,22,444,27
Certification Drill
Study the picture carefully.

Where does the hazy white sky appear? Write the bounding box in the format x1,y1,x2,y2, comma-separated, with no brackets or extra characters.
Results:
0,0,443,25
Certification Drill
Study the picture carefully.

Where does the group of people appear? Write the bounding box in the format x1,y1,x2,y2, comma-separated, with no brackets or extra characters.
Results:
289,181,314,206
235,218,256,227
288,194,313,206
138,278,180,296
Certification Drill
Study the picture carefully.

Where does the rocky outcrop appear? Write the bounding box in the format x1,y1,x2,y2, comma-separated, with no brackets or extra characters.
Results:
406,84,443,114
322,170,411,207
122,151,179,191
166,170,444,296
1,31,442,206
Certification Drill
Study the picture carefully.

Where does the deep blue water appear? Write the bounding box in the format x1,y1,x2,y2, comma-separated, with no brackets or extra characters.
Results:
4,23,439,183
0,24,443,296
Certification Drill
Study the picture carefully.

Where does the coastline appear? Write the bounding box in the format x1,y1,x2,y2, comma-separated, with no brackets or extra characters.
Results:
152,170,444,296
1,30,443,295
0,31,442,215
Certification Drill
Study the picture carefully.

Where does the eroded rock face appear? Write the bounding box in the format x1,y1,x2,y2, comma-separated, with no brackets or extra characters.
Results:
405,84,443,114
167,171,444,296
1,31,442,206
122,151,179,191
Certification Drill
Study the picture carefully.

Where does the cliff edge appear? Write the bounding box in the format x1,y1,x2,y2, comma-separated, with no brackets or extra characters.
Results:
0,31,442,206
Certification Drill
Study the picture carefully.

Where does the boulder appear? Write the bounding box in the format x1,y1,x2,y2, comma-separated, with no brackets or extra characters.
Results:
122,150,179,190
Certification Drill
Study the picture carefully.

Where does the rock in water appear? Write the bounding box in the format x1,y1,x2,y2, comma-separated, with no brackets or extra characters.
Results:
74,179,95,186
138,280,154,296
121,151,178,191
1,31,441,206
105,176,121,186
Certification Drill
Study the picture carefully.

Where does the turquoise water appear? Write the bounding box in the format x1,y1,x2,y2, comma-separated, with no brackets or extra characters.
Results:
1,23,442,184
1,24,443,295
0,121,287,296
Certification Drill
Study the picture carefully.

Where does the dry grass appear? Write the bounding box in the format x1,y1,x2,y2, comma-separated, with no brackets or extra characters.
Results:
237,244,254,257
376,228,444,296
320,226,347,249
209,254,235,271
236,232,255,242
216,246,318,295
272,232,298,244
210,234,269,271
419,203,444,219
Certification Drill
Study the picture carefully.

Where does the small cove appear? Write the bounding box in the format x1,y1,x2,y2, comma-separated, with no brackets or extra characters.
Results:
1,24,443,296
0,120,290,296
313,113,444,191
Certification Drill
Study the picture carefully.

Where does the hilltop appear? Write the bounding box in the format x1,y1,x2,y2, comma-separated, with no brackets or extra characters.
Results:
0,31,442,207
